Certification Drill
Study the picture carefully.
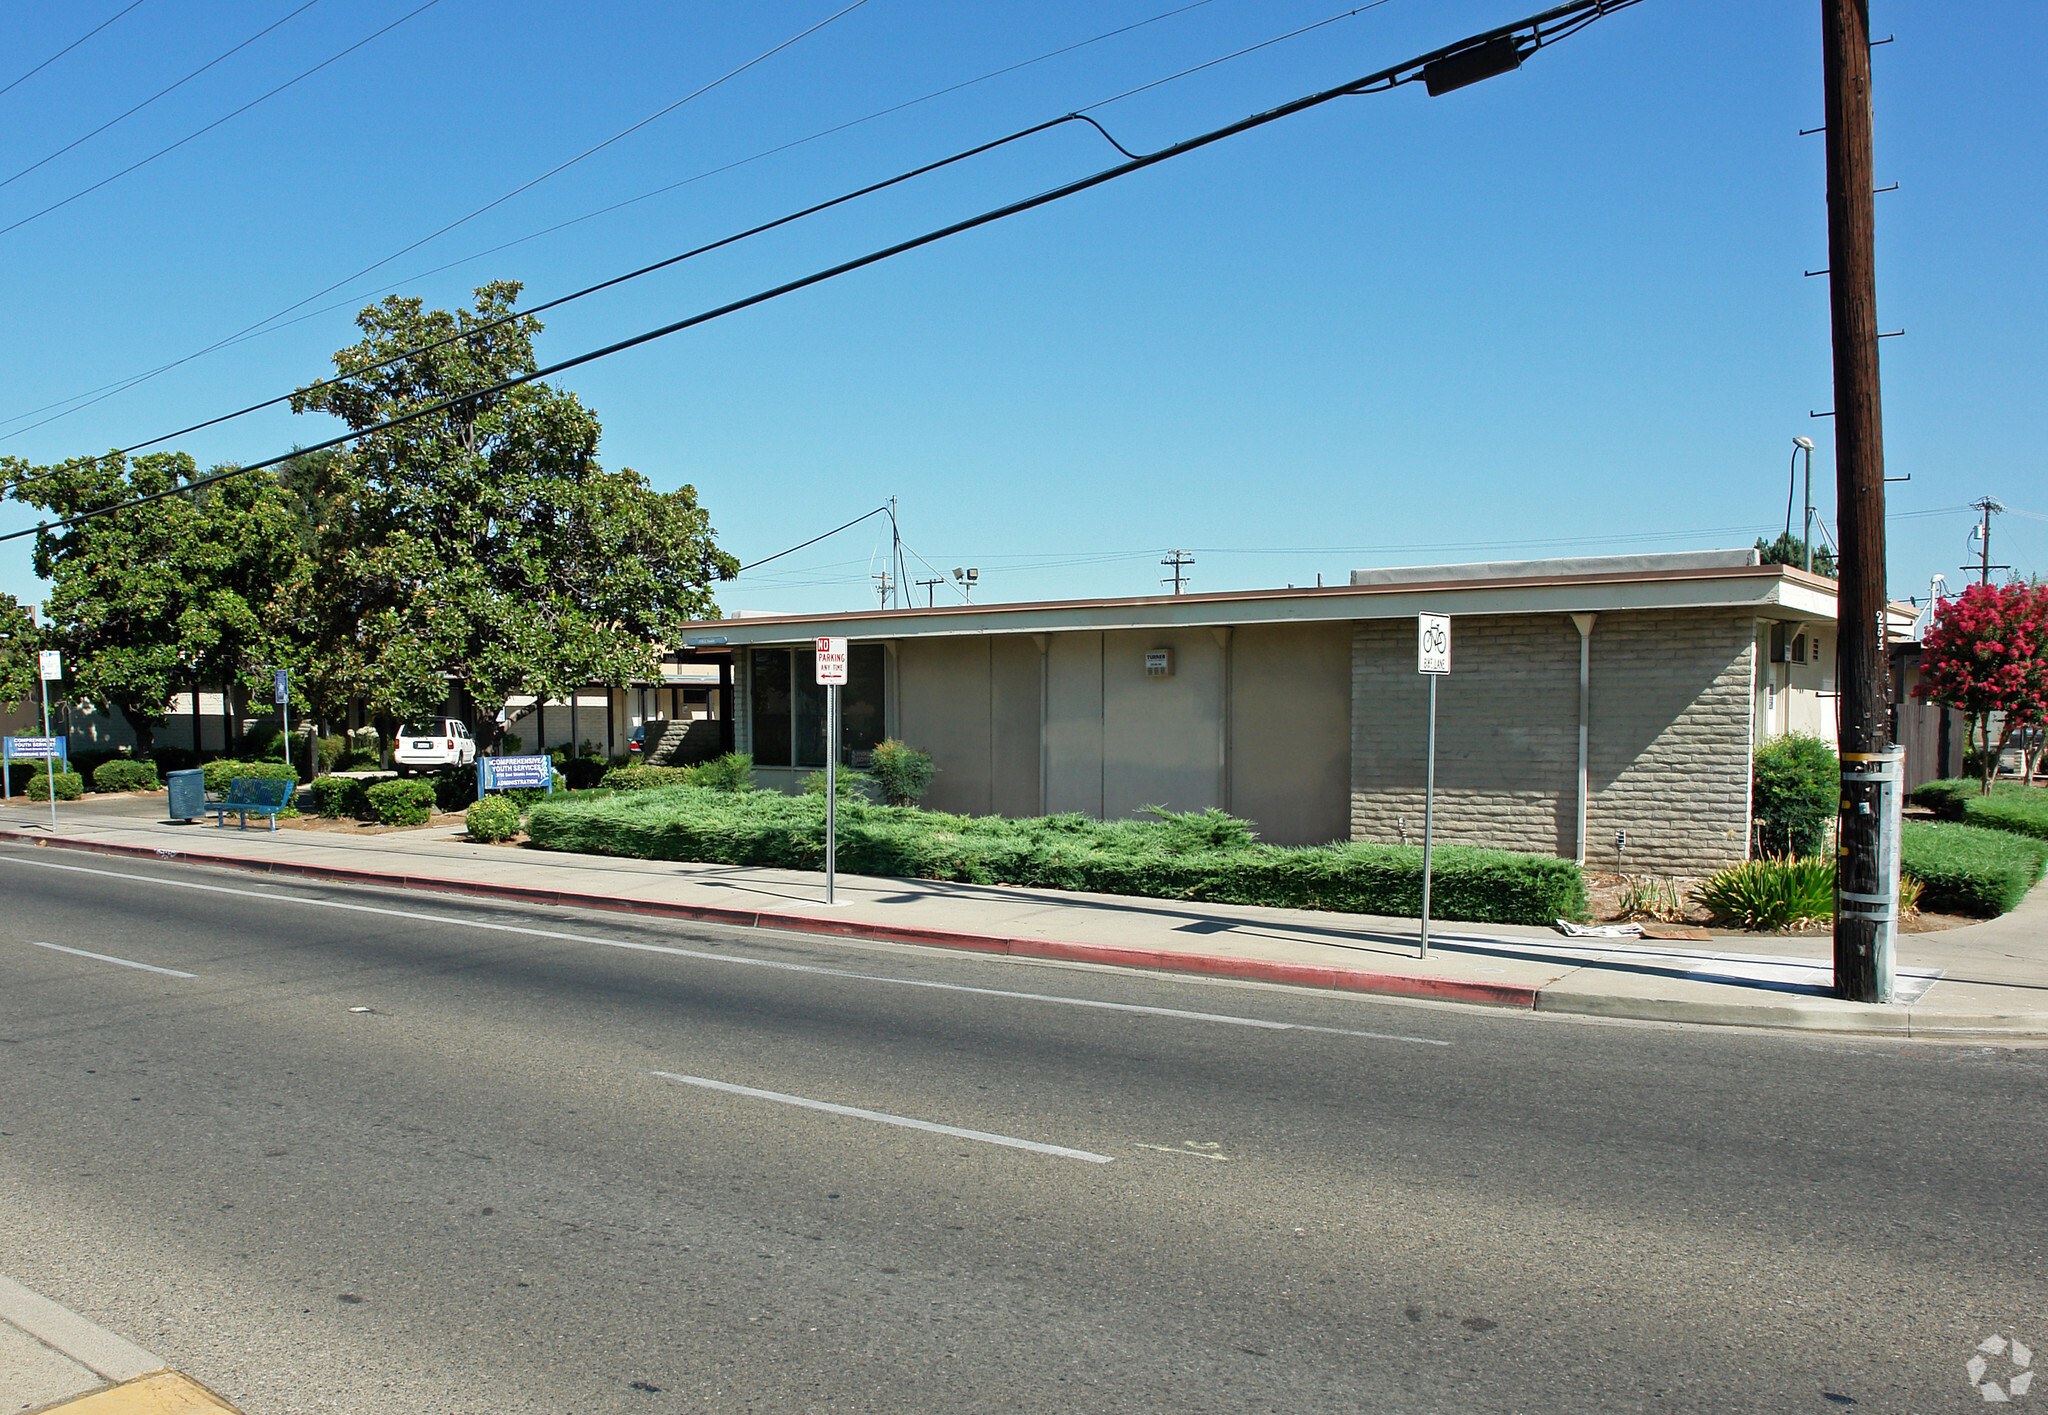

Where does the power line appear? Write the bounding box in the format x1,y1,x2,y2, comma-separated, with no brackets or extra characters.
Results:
0,0,152,102
0,0,446,240
0,0,1646,546
3,113,1110,494
0,0,1227,442
735,506,892,574
0,0,324,194
0,0,1400,479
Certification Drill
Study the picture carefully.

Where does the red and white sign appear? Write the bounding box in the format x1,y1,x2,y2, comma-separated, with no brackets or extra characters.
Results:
815,637,848,685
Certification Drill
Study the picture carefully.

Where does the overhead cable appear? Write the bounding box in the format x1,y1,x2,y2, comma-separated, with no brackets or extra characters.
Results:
0,0,1222,442
0,0,324,194
0,0,152,102
0,0,1646,545
0,0,445,239
736,506,892,573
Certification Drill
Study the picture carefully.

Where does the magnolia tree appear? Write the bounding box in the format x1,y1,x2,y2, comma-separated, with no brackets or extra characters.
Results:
1915,581,2048,792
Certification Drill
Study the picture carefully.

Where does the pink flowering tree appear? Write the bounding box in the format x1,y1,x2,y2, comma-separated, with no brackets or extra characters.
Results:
1915,582,2048,792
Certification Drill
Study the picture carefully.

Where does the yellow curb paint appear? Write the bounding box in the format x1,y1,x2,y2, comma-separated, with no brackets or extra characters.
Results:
29,1371,240,1415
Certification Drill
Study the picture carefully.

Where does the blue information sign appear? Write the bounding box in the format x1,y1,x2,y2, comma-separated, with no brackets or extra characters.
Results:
274,668,289,705
482,755,554,792
4,736,63,759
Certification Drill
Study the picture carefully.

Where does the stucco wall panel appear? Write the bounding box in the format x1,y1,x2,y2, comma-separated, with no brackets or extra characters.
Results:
1102,627,1224,819
1229,622,1350,845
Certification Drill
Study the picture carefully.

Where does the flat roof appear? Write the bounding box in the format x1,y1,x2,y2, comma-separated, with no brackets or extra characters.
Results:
684,554,1844,647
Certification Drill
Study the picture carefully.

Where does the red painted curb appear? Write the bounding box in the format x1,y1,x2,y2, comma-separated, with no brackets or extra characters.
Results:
0,829,1539,1009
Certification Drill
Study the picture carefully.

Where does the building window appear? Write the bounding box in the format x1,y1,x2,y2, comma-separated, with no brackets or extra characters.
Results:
750,644,885,768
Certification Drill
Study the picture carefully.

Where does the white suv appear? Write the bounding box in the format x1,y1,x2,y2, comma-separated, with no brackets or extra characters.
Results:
393,719,477,774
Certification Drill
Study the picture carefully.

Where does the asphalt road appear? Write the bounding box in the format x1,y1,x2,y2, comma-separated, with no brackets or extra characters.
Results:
0,847,2041,1414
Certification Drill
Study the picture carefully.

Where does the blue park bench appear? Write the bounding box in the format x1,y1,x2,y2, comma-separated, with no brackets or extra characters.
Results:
205,777,297,831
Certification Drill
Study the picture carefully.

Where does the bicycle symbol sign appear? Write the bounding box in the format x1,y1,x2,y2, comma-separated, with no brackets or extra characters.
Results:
1418,614,1451,675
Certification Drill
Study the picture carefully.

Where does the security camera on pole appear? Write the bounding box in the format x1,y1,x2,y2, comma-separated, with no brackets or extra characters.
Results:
816,637,848,904
1416,614,1450,959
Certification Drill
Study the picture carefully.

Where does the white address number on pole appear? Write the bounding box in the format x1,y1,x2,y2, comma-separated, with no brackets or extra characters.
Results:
815,637,848,685
1417,614,1450,675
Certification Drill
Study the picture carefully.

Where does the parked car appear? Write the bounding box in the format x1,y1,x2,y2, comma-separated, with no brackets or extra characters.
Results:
393,719,477,774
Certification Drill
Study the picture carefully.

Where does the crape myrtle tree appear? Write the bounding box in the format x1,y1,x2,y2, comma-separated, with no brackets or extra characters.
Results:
288,282,737,754
1,452,305,757
1915,580,2048,793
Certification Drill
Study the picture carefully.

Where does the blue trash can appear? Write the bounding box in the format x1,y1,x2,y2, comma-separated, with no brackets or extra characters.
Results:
166,768,206,821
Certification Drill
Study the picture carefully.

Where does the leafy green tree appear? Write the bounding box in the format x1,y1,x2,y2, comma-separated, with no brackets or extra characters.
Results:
1754,532,1838,579
0,452,305,756
0,593,40,712
288,282,737,751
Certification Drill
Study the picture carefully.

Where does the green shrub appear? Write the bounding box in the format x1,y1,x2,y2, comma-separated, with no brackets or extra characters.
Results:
801,767,875,799
560,755,608,790
432,764,479,814
308,775,373,819
1752,732,1838,857
523,788,1586,926
692,752,754,793
1694,857,1836,930
365,777,439,827
69,749,124,783
26,770,85,802
465,794,522,842
1912,780,2048,841
202,758,299,793
92,759,159,792
1900,820,2048,917
316,735,348,772
868,739,935,807
602,764,699,792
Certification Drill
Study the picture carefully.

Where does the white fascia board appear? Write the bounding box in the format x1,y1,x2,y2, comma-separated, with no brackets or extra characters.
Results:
692,572,1834,647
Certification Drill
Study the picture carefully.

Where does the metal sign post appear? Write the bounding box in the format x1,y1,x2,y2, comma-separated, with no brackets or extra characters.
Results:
274,668,290,775
816,637,848,904
39,649,63,830
1416,615,1450,958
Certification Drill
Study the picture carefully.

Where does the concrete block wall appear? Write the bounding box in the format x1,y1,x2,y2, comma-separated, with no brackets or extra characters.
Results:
1350,609,1756,875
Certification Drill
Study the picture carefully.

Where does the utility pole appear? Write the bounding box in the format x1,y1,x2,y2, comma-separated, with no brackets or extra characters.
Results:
1161,550,1193,595
871,572,893,608
915,576,943,607
1964,497,2007,585
1823,0,1899,1004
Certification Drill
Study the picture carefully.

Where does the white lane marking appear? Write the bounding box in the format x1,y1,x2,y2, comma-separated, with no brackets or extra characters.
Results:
651,1071,1113,1164
0,853,1447,1045
1135,1142,1231,1162
25,940,196,978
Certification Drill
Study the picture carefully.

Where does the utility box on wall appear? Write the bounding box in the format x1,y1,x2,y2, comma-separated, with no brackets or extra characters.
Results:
1144,649,1173,678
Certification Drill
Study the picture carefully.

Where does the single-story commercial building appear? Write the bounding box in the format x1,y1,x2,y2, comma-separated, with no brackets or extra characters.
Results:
671,549,1893,876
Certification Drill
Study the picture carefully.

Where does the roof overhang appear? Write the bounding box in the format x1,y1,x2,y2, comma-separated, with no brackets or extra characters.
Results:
691,565,1841,648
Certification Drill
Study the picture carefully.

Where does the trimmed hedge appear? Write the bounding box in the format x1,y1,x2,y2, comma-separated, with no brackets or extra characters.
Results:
1899,821,2048,917
525,788,1587,926
466,794,522,842
1912,779,2048,842
27,770,85,802
1752,733,1837,857
366,777,438,827
307,775,376,819
92,759,160,792
203,758,299,793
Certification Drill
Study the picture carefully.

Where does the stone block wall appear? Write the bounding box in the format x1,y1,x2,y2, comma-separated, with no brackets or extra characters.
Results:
1350,609,1757,875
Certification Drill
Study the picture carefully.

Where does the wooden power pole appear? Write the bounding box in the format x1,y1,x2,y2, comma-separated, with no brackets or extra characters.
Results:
1822,0,1897,1003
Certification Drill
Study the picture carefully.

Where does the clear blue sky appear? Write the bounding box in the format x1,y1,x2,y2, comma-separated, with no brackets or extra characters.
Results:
2,0,2041,617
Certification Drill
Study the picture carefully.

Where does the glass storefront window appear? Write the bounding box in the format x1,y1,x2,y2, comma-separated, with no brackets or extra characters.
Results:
749,644,886,769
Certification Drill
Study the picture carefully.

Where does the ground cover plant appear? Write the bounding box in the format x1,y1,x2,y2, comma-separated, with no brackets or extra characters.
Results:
1912,779,2048,841
1899,820,2047,917
524,788,1586,926
202,758,299,793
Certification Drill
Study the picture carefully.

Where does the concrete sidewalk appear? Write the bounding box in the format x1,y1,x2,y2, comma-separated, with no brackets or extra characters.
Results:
4,794,2044,1038
1,1273,237,1413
